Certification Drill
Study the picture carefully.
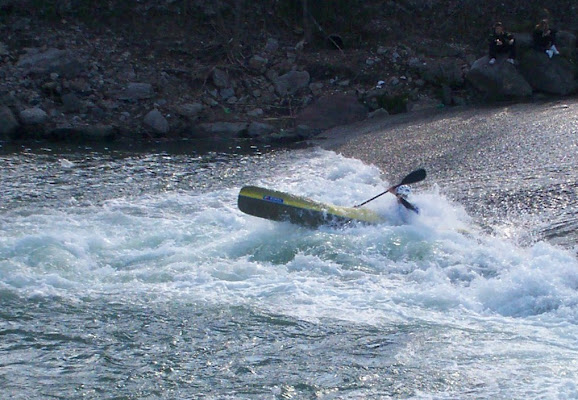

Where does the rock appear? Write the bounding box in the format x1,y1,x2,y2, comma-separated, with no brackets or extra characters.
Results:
273,70,310,96
265,68,278,82
260,88,277,103
309,82,324,95
42,81,61,96
363,87,388,110
267,126,314,143
518,50,577,95
247,108,264,117
247,121,275,137
91,107,106,119
0,106,19,139
264,38,279,53
414,79,426,87
409,95,443,112
219,87,235,100
248,55,268,73
513,32,533,49
61,93,83,113
203,96,219,107
176,103,203,120
368,108,389,119
556,31,577,55
409,57,424,69
295,94,368,130
16,48,83,78
294,124,321,139
118,65,137,81
119,82,154,101
418,59,464,87
197,121,249,138
466,56,532,98
513,30,577,96
212,68,230,88
19,107,48,125
143,109,169,134
0,42,8,56
67,78,93,95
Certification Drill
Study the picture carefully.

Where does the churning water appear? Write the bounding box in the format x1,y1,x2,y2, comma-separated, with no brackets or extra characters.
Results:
1,141,577,399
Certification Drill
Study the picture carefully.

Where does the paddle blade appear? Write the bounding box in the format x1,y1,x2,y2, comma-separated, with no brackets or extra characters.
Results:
400,169,426,186
353,168,426,209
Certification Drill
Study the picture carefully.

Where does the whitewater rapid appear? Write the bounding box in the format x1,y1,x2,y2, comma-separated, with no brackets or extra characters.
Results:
1,146,577,398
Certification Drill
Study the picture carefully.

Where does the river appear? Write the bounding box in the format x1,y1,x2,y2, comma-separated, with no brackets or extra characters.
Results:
1,99,577,399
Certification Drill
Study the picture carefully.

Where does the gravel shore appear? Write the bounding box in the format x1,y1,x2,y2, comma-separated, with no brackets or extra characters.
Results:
311,98,578,248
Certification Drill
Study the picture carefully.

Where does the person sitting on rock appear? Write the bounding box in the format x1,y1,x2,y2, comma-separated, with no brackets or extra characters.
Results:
533,19,560,59
488,22,516,65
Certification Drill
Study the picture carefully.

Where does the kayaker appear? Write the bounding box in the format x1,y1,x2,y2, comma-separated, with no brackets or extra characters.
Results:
389,184,420,214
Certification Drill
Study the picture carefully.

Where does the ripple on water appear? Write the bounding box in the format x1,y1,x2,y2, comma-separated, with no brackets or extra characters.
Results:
1,141,578,399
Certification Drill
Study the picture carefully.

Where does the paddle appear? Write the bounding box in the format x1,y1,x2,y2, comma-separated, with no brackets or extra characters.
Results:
354,168,426,211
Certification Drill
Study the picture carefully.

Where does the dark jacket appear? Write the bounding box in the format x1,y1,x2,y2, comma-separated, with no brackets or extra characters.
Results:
533,27,557,50
489,31,515,48
488,30,516,58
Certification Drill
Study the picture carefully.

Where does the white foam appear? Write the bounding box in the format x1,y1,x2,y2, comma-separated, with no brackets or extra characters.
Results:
2,148,577,327
3,148,578,397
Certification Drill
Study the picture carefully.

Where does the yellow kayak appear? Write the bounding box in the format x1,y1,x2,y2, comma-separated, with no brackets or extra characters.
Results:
238,186,384,228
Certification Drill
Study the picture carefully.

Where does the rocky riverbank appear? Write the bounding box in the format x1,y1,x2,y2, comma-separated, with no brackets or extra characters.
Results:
1,1,577,146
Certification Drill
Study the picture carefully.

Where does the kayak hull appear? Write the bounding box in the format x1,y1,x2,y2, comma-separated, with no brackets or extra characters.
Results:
238,186,384,228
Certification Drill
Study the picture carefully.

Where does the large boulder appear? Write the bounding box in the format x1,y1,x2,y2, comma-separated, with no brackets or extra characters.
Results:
16,48,83,78
246,121,275,138
555,31,577,57
19,107,48,125
510,30,577,95
518,50,577,95
273,70,310,96
295,94,368,130
118,82,155,101
143,109,169,134
466,56,532,98
197,121,249,138
212,68,231,88
175,102,204,120
512,32,533,49
0,106,19,139
248,55,268,73
416,59,465,87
